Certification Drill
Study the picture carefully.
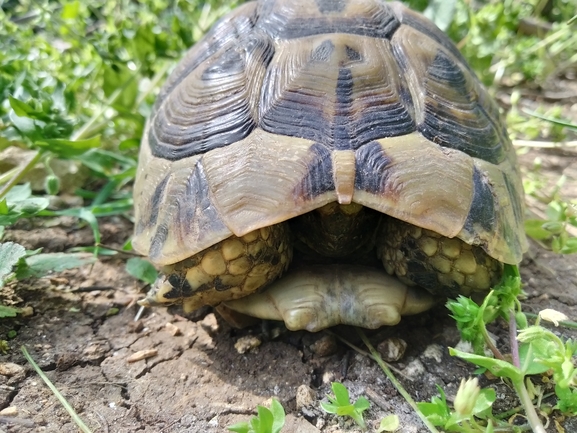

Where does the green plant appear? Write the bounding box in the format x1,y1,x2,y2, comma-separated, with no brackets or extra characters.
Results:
320,382,370,430
417,378,496,432
227,398,285,433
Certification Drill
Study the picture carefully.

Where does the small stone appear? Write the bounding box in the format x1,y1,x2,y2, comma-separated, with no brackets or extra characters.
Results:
377,337,407,362
403,359,426,379
234,335,262,354
0,406,18,416
165,322,181,336
296,384,316,410
200,313,219,335
421,344,443,363
0,363,25,378
126,349,158,363
208,416,219,427
19,306,34,317
310,335,337,357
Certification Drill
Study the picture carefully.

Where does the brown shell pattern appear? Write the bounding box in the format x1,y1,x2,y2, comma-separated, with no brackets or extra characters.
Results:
133,0,528,267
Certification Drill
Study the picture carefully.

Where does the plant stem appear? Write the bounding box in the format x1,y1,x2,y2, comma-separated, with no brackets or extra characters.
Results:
0,151,43,200
509,310,520,368
512,378,547,433
356,329,442,433
481,324,506,361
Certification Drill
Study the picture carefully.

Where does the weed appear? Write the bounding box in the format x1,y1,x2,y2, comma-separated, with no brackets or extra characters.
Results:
227,398,286,433
320,382,370,430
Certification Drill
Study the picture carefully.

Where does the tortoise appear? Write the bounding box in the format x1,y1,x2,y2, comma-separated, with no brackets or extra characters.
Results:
133,0,527,332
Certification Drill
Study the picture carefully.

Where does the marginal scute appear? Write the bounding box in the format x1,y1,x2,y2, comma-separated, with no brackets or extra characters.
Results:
133,133,232,265
353,133,474,240
201,129,337,237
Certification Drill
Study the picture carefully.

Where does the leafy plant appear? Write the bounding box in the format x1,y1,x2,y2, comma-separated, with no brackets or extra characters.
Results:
417,379,496,432
227,398,285,433
435,265,577,432
320,382,370,430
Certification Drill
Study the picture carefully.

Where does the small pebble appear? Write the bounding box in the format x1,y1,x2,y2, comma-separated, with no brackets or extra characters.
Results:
0,363,25,378
310,335,337,357
0,406,18,416
403,359,426,379
377,337,407,362
165,322,181,336
296,384,316,410
422,344,443,363
201,313,219,335
20,306,34,317
127,349,158,363
234,335,262,354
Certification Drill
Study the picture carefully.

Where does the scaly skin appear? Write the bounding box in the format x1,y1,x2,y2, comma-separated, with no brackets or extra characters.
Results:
142,223,292,312
377,216,503,297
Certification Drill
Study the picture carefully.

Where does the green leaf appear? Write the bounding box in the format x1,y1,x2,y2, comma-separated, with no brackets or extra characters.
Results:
8,96,42,119
270,398,286,433
518,342,550,375
257,406,273,432
377,414,400,432
449,348,523,382
35,136,101,159
0,242,27,288
331,382,351,406
227,422,250,433
424,0,457,31
472,388,496,417
0,305,20,318
61,1,80,19
524,219,552,240
126,258,158,285
353,396,370,412
15,252,96,280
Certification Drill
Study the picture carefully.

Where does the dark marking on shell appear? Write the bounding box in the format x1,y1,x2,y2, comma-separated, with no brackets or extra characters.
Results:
181,159,229,238
334,67,354,150
504,173,524,223
295,143,334,199
463,166,495,234
419,50,505,164
315,0,347,14
149,175,169,226
345,45,361,62
311,40,335,62
149,29,274,161
149,224,169,262
354,141,391,193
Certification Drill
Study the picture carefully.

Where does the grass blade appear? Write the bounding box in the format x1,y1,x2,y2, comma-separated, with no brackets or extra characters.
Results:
21,346,93,433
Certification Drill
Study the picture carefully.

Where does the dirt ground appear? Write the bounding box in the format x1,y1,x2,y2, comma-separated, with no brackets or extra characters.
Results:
1,105,577,432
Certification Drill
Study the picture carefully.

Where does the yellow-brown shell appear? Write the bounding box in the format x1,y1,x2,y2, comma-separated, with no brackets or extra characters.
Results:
133,0,527,268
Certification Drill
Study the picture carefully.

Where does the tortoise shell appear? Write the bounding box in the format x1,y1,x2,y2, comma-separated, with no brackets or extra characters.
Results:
133,0,527,327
